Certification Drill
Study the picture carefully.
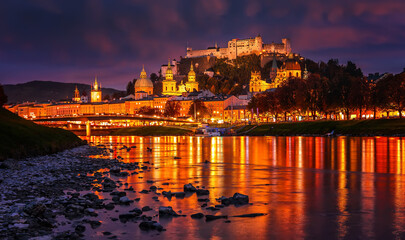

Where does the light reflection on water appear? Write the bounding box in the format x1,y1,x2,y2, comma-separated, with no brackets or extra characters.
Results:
80,136,405,239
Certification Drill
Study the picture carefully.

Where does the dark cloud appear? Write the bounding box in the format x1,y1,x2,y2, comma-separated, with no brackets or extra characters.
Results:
0,0,404,89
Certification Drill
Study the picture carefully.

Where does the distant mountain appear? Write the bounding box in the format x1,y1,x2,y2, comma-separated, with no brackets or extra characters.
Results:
3,81,125,103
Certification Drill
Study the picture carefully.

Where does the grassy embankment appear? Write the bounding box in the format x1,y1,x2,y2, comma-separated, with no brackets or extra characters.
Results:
0,108,84,160
111,126,194,136
239,119,405,136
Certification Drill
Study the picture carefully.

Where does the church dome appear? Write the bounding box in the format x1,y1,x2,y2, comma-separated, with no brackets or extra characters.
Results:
135,78,153,88
135,66,153,88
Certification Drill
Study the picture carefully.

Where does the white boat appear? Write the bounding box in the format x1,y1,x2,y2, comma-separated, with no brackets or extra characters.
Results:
195,127,221,137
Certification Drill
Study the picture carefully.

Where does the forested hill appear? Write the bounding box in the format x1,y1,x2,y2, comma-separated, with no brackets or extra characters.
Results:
3,81,124,103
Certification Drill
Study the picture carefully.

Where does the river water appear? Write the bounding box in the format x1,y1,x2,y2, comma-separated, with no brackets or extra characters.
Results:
81,136,405,239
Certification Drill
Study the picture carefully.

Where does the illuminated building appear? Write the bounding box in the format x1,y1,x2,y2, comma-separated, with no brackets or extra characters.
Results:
186,35,291,60
72,86,81,103
185,63,199,92
134,66,153,95
90,77,102,103
249,71,271,93
162,60,199,96
162,60,180,96
269,56,302,88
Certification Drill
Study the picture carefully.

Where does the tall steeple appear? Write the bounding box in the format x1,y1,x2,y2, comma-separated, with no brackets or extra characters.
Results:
165,59,174,80
93,76,99,90
188,62,196,82
140,65,147,79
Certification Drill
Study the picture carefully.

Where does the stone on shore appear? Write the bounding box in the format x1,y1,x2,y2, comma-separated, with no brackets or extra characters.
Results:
158,206,179,217
205,215,228,221
191,213,204,219
184,183,197,192
139,221,165,231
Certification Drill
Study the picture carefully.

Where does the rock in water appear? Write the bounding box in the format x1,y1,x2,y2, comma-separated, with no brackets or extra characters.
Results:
139,221,164,231
191,213,204,219
158,206,179,217
233,213,266,218
142,206,153,212
232,193,249,205
216,193,249,206
205,215,228,221
183,183,197,192
196,189,210,196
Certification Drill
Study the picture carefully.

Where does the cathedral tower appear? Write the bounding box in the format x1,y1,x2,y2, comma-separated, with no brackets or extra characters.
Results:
73,85,81,102
162,59,180,95
91,77,102,102
185,62,199,92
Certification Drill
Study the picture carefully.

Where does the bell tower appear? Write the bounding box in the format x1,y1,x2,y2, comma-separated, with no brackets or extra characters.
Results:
91,76,102,102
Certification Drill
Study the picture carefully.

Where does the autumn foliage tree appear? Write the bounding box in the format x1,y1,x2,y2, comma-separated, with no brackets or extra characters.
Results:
137,106,160,116
188,100,209,120
163,101,181,117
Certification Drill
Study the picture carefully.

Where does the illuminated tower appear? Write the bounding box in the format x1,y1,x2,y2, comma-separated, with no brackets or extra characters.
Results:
91,76,102,102
73,85,81,102
185,62,199,92
162,59,180,95
250,71,270,93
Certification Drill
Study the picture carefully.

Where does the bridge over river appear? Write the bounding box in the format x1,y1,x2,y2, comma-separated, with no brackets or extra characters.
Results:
32,114,198,136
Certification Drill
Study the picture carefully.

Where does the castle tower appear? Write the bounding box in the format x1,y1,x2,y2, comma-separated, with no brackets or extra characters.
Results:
73,85,81,102
91,76,102,102
185,62,199,92
162,59,180,95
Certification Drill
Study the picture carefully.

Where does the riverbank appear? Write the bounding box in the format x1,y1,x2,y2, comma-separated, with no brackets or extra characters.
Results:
0,108,84,160
0,145,115,239
240,119,405,136
0,138,257,239
110,126,194,136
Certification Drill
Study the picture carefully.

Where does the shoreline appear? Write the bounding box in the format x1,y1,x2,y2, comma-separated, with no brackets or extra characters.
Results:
0,145,120,239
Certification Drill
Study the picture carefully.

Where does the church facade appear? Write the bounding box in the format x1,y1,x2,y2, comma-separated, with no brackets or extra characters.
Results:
90,77,102,102
249,55,306,93
162,61,199,96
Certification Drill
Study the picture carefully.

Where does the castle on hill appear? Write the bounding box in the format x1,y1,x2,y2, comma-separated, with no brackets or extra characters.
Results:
186,35,291,60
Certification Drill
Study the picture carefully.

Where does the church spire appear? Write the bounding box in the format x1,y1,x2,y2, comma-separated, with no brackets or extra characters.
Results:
188,62,196,82
140,65,147,79
94,76,98,90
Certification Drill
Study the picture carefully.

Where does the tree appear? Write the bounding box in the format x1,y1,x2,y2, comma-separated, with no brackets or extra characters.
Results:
126,79,135,95
103,94,111,101
150,73,159,83
137,106,160,116
188,100,209,120
305,74,329,120
164,101,181,117
112,91,126,100
380,73,405,118
0,84,7,106
348,76,369,119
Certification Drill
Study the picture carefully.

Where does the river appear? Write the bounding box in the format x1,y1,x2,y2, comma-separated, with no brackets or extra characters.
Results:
80,136,405,239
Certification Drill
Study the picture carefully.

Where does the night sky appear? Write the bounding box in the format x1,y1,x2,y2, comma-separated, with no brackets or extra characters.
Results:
1,0,404,89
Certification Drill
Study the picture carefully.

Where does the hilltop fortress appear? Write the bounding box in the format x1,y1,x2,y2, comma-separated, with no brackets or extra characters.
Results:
186,35,291,60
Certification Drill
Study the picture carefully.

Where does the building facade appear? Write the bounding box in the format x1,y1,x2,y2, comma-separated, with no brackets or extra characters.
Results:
186,35,291,60
135,66,154,95
90,77,102,103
